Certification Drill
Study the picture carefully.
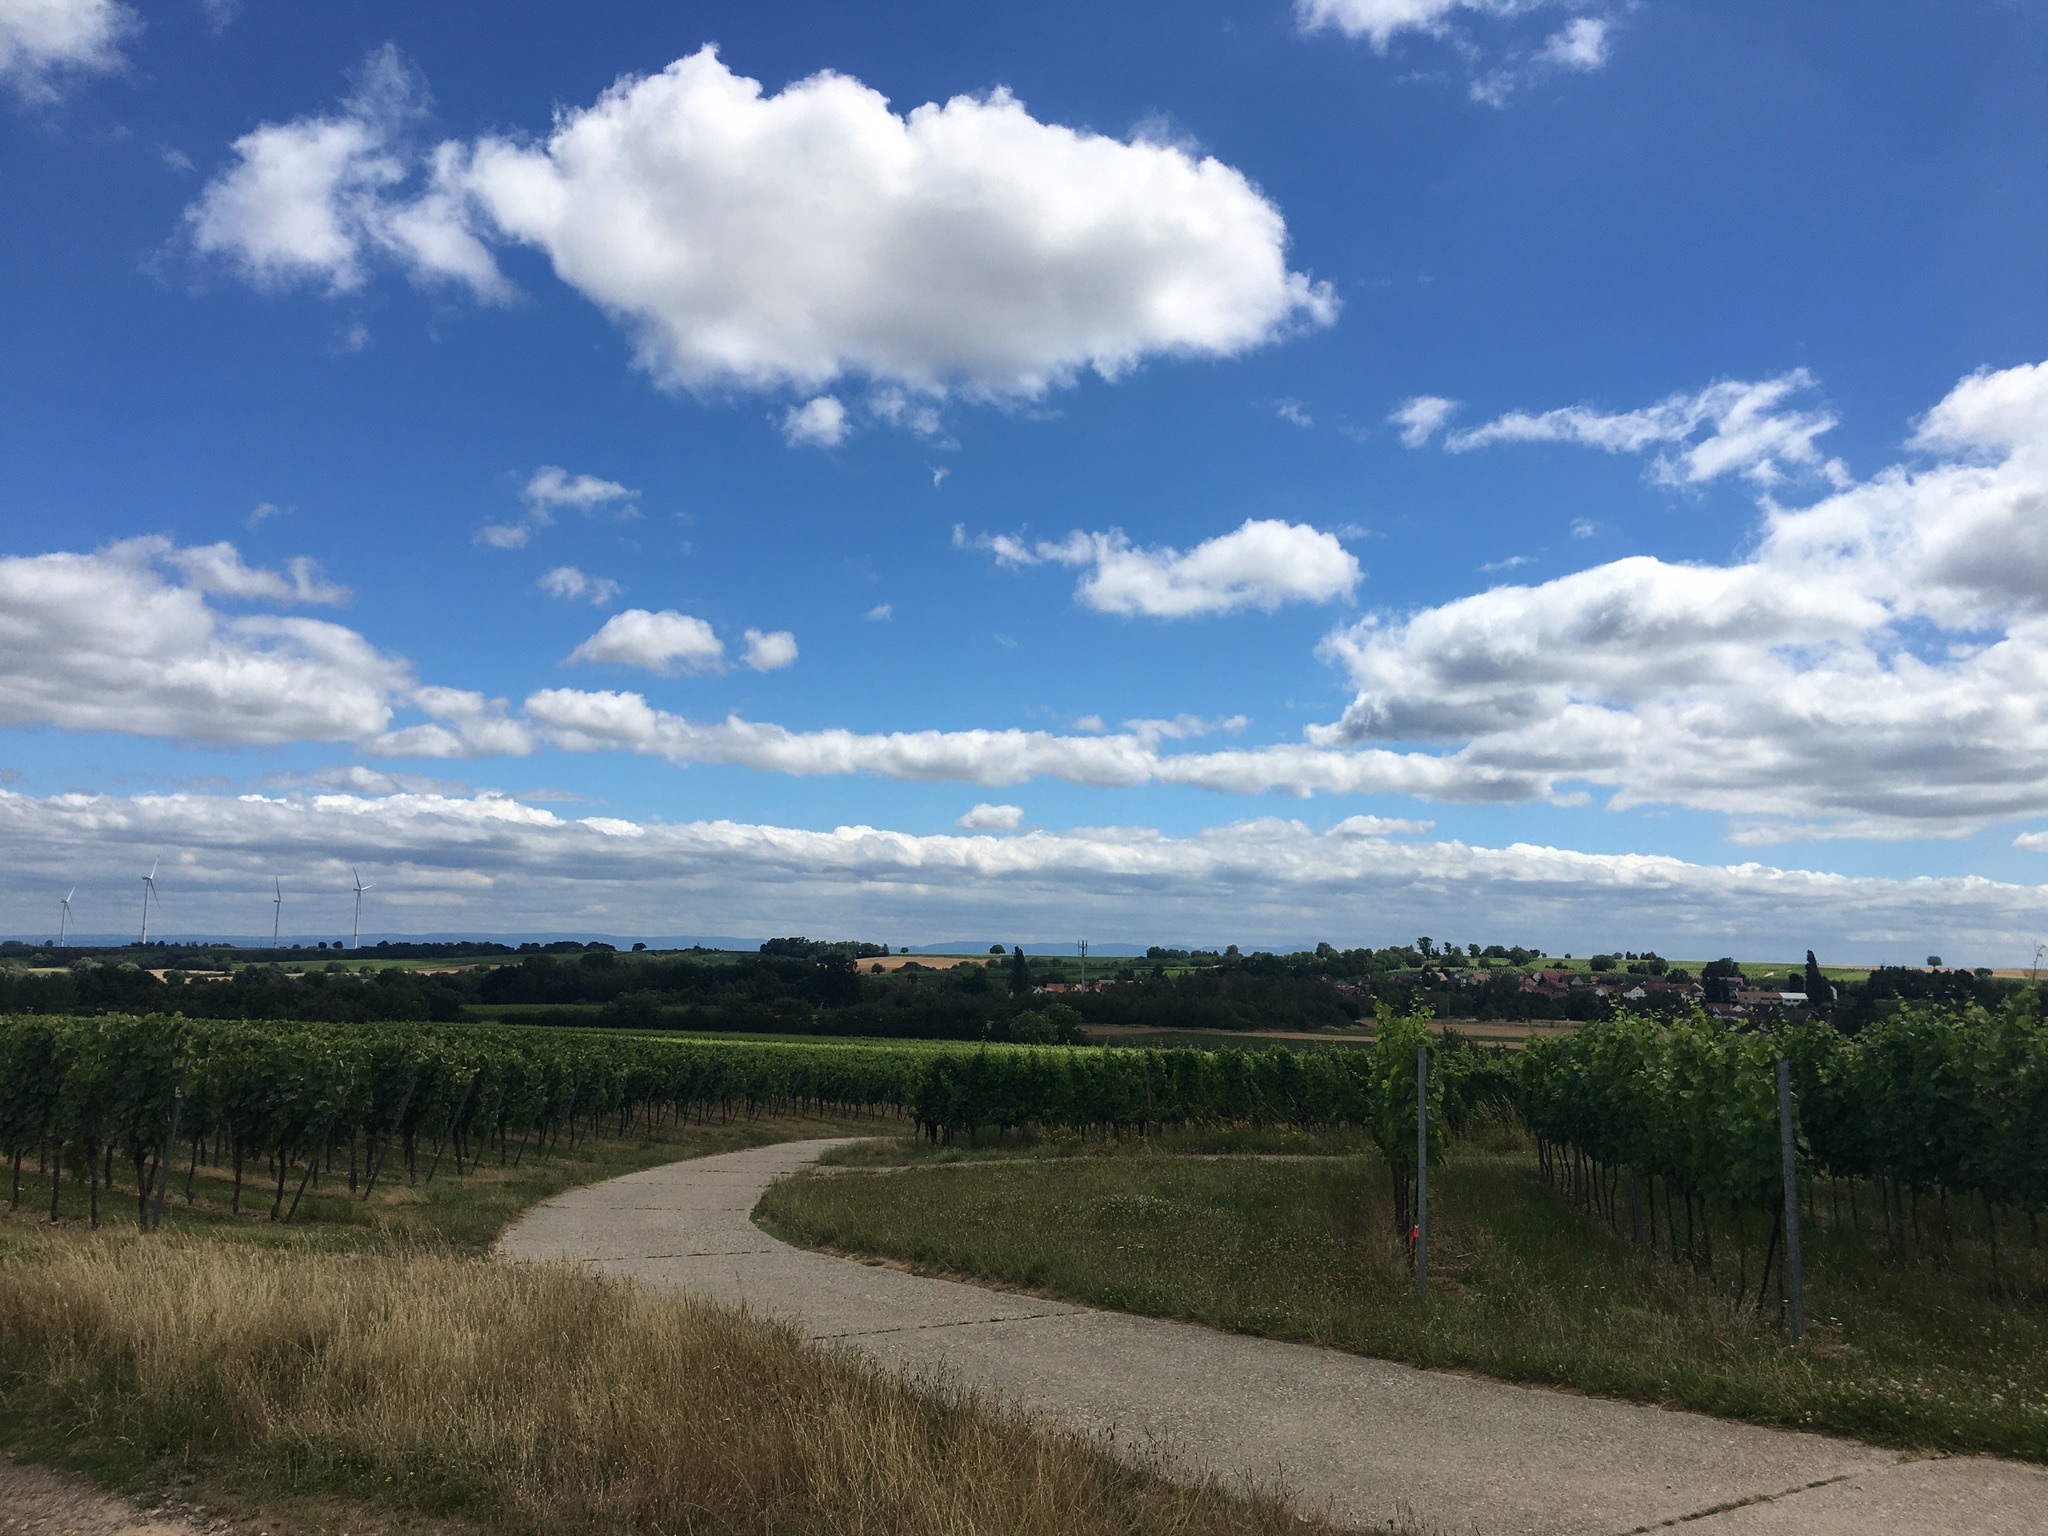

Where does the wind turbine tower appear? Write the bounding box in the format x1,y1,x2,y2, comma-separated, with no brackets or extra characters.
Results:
139,860,159,945
351,867,372,950
58,888,74,946
272,878,283,948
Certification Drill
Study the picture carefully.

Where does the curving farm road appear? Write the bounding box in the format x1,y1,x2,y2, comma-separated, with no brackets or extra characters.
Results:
497,1138,2046,1536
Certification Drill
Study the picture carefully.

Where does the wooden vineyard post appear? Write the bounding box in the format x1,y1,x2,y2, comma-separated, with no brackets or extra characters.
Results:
1415,1043,1429,1296
1776,1056,1806,1343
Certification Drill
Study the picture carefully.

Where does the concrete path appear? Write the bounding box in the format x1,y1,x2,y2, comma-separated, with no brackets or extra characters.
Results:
498,1139,2048,1536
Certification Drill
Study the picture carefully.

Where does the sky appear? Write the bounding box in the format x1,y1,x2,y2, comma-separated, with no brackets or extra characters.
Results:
3,0,2048,959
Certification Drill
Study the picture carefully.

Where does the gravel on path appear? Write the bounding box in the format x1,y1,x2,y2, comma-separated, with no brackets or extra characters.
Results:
497,1137,2048,1536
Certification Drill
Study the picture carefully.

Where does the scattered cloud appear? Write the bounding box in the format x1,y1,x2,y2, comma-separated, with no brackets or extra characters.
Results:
190,46,1334,405
565,609,725,676
1275,398,1314,428
956,802,1024,831
479,465,637,548
0,0,137,101
1570,518,1595,539
1390,394,1457,447
0,538,406,743
198,0,239,33
244,501,283,528
741,628,799,672
538,566,622,606
1441,371,1849,487
865,604,893,622
1538,16,1609,70
1298,1,1616,108
1480,555,1533,573
4,784,2040,960
185,46,509,300
781,395,848,448
1316,356,2048,837
1123,714,1250,742
966,518,1362,618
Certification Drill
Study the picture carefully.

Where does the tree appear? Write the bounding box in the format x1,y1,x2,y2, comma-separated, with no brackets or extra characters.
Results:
1804,950,1833,1007
1008,945,1033,996
1927,955,1944,969
989,944,1005,955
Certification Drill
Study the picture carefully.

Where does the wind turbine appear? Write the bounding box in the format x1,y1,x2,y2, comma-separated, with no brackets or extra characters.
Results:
351,867,372,949
139,860,159,945
271,878,283,948
57,888,74,946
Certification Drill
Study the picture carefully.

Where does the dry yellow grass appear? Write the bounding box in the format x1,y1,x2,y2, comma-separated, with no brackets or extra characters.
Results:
0,1230,1330,1536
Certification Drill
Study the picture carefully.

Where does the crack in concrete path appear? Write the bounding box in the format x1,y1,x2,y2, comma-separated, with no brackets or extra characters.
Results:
498,1137,2047,1536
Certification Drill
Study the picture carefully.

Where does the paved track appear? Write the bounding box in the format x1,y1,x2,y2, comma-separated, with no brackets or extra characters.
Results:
497,1138,2047,1536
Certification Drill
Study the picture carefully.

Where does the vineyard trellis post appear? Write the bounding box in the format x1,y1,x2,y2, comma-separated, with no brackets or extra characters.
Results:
1776,1055,1805,1343
1415,1043,1429,1296
150,1084,181,1232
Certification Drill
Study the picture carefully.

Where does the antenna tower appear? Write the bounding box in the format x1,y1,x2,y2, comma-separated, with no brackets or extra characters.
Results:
1077,938,1088,991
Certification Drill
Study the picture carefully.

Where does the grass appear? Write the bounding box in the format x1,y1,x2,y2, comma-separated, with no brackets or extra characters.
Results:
757,1133,2048,1461
0,1230,1332,1536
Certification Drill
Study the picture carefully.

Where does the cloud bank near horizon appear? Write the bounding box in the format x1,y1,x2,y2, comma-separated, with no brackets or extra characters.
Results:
0,785,2037,963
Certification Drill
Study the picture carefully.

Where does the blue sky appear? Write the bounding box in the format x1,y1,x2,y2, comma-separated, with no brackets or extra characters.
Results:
4,0,2048,957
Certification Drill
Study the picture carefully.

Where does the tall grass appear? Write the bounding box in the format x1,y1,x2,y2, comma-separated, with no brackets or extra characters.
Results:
0,1229,1329,1536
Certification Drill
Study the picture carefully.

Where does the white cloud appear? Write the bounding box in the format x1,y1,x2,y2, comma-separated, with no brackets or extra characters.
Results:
479,465,637,549
194,46,1332,403
956,802,1024,831
186,47,509,301
781,395,849,448
1123,714,1249,742
1316,356,2048,837
0,0,135,100
1442,371,1849,488
165,541,350,605
1537,17,1609,70
0,538,407,744
741,628,799,672
566,609,726,675
1569,517,1595,539
515,687,1543,801
865,604,893,622
525,465,637,516
1296,0,1486,50
2,784,2039,962
1276,398,1313,428
970,518,1362,618
538,566,621,606
1298,1,1613,109
1390,394,1457,447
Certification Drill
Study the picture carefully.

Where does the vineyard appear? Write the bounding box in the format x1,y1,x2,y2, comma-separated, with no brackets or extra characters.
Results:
2,1002,2043,1279
1520,999,2048,1291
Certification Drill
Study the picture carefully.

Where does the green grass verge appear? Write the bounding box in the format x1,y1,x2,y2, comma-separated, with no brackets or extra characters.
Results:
756,1137,2048,1461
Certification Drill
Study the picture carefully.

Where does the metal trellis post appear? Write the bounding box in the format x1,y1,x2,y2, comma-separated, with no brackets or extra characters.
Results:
1416,1043,1429,1296
1776,1056,1805,1343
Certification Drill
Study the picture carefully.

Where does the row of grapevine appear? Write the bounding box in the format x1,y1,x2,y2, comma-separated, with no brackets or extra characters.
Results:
1519,1001,2048,1288
0,1016,947,1226
0,1012,1508,1229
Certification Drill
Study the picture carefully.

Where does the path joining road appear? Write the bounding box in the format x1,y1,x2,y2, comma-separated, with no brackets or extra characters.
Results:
497,1138,2045,1536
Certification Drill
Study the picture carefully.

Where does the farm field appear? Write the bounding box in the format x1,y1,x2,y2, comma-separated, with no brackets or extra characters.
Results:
756,1136,2048,1461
